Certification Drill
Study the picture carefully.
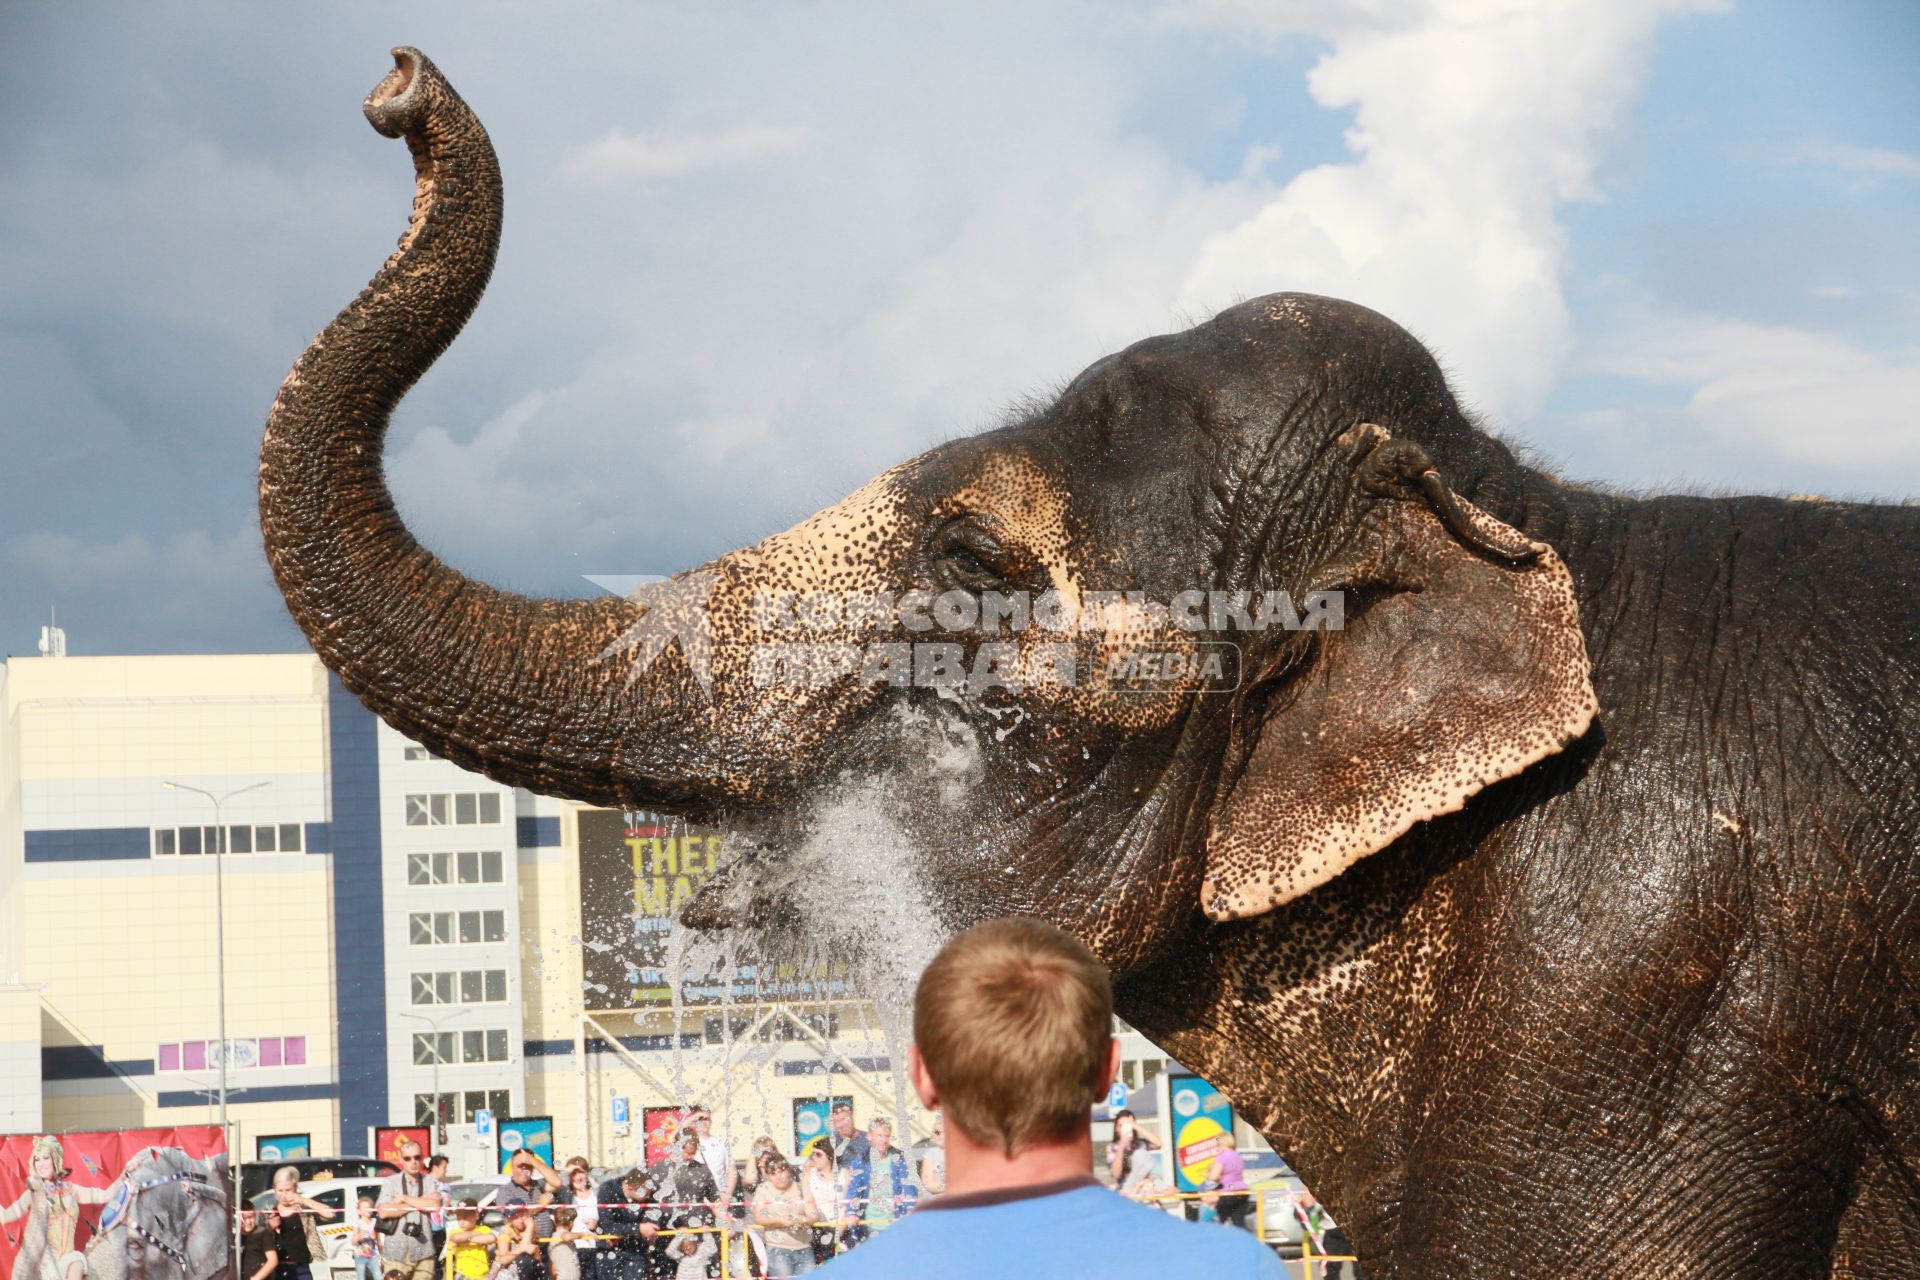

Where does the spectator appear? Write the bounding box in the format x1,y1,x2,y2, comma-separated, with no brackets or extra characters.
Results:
238,1208,279,1280
652,1134,721,1229
825,1105,867,1168
493,1205,546,1280
1293,1191,1357,1280
917,1119,946,1200
498,1150,564,1245
268,1165,335,1280
547,1206,583,1280
1105,1110,1162,1197
814,916,1285,1278
748,1157,815,1277
374,1141,439,1280
1209,1137,1253,1232
668,1232,716,1280
427,1156,453,1259
839,1121,915,1248
594,1168,662,1280
735,1137,779,1275
564,1165,601,1280
349,1197,379,1280
798,1146,843,1266
686,1106,738,1208
448,1201,496,1280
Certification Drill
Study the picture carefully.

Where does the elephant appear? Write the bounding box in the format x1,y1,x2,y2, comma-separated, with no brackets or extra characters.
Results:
84,1150,229,1280
260,49,1920,1278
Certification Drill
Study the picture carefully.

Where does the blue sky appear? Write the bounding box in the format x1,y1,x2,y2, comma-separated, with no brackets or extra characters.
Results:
1,1,1916,656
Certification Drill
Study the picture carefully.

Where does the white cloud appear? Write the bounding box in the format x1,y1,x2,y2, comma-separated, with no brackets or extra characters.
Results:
1580,308,1920,469
1783,137,1920,182
1170,0,1727,425
562,126,811,184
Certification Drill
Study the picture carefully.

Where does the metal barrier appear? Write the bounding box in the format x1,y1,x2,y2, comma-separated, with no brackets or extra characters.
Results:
1121,1183,1361,1279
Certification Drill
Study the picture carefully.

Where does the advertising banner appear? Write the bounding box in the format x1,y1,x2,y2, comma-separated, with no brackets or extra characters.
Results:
790,1097,853,1159
641,1108,684,1170
1167,1074,1235,1193
496,1118,554,1174
576,809,847,1008
0,1126,227,1280
373,1127,432,1164
254,1133,311,1162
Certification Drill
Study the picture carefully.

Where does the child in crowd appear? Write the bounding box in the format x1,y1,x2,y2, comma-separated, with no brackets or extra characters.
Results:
547,1206,581,1280
448,1201,495,1280
492,1205,547,1280
351,1197,380,1280
670,1230,716,1280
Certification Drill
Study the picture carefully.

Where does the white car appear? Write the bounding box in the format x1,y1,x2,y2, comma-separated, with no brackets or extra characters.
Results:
251,1176,389,1280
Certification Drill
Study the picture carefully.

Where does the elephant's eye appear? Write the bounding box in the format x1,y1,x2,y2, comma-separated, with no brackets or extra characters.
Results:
930,517,1010,594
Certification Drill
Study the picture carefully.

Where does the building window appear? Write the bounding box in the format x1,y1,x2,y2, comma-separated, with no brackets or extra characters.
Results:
425,1029,513,1064
404,793,502,827
410,969,508,1006
406,851,504,886
408,911,505,946
157,1036,305,1071
403,745,438,762
415,1089,510,1125
154,824,301,856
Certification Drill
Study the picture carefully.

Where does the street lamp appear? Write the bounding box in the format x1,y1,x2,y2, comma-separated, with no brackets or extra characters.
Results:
400,1009,470,1144
161,780,270,1144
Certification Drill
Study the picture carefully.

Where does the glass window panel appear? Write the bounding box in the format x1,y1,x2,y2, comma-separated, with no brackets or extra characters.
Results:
158,1043,179,1071
438,914,455,944
481,851,502,883
255,825,277,852
483,911,505,942
457,851,480,883
408,855,430,886
455,794,477,825
259,1037,282,1067
406,795,430,826
404,746,429,762
461,1030,483,1062
463,1091,488,1121
486,1030,508,1062
284,1036,305,1066
228,824,252,854
414,1095,434,1125
479,794,501,824
460,971,482,1002
409,915,431,945
484,971,506,1002
281,824,302,851
413,1034,436,1066
155,829,176,856
411,975,432,1005
458,912,480,944
429,794,450,825
435,972,455,1003
179,827,202,856
183,1041,207,1071
489,1089,510,1117
206,826,222,853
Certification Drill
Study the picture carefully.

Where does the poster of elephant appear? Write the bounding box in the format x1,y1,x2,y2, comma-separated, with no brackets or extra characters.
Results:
0,1128,227,1280
258,44,1920,1279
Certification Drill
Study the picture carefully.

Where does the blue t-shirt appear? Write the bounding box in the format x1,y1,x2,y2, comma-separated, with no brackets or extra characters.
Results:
818,1177,1285,1278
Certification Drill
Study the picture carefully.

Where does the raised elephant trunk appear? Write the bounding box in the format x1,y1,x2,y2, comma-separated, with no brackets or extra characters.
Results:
260,48,725,811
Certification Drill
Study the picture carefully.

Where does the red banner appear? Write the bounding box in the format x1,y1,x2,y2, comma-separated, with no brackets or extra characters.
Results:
641,1107,685,1170
373,1127,432,1165
0,1126,227,1280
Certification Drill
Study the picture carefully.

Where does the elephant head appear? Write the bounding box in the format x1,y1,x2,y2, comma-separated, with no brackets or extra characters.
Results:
262,49,1598,981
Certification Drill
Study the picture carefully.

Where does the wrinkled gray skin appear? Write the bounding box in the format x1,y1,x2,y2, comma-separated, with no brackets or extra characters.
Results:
83,1151,229,1280
262,50,1920,1277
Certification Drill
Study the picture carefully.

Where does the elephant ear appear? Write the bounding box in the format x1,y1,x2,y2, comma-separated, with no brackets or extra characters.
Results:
1201,437,1598,921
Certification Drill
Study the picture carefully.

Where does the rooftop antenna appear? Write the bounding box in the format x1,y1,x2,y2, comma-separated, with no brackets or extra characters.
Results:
37,607,66,659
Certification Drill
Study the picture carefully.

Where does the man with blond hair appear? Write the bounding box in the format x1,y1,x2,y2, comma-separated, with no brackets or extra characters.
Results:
821,916,1284,1277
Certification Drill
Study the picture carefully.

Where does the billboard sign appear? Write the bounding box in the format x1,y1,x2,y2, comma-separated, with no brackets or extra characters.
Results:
1167,1073,1235,1193
641,1107,684,1169
578,810,845,1008
0,1126,227,1280
496,1117,554,1174
791,1096,853,1159
373,1126,432,1164
255,1133,311,1162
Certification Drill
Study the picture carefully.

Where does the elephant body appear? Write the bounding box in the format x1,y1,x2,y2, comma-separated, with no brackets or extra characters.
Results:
261,50,1920,1278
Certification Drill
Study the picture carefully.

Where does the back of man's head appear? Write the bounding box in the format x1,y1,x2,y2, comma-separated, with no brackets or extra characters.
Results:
913,915,1112,1158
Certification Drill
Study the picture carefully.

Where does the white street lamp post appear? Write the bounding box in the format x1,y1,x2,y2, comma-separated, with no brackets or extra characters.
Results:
400,1009,470,1144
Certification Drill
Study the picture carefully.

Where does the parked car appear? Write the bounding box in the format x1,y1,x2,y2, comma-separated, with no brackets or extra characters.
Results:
444,1176,512,1227
249,1176,389,1280
240,1158,397,1203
